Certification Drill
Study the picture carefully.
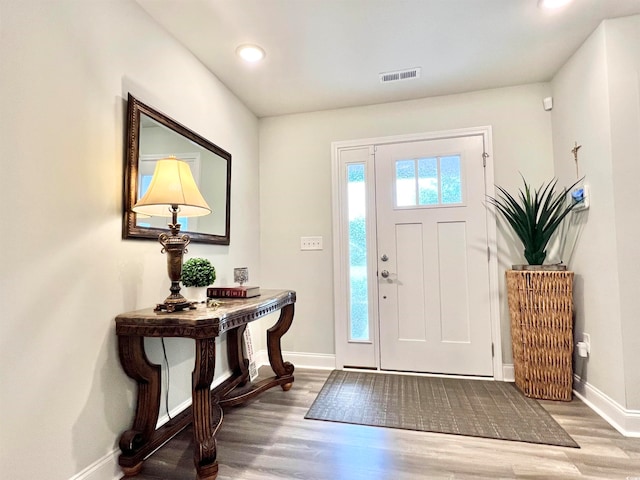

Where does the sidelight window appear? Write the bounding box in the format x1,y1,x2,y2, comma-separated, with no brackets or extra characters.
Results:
347,163,369,341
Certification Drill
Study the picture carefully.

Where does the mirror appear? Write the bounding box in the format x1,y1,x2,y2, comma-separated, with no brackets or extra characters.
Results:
123,94,231,245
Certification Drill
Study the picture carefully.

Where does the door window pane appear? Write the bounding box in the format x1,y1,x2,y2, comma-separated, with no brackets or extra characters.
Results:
440,155,462,204
395,160,417,207
395,154,463,207
418,157,438,205
347,164,369,341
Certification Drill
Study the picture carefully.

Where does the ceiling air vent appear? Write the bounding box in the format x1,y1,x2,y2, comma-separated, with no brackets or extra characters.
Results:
379,67,421,84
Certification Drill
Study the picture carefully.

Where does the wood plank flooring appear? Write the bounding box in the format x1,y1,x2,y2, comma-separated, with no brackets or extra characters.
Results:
127,368,640,480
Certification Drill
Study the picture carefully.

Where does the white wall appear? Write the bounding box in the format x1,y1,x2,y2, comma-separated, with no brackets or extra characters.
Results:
551,15,640,411
0,1,260,478
605,15,640,411
551,20,625,407
259,83,555,364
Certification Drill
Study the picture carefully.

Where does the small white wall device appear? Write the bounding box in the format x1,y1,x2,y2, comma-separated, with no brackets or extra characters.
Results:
543,96,553,111
571,184,590,211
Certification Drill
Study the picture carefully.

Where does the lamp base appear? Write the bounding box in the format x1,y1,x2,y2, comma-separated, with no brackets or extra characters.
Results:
154,297,197,313
153,212,197,313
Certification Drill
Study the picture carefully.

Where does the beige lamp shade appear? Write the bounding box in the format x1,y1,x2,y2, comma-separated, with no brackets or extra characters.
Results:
132,157,211,217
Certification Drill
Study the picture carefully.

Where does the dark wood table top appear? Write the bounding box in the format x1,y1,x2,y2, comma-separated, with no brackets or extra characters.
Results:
115,289,296,338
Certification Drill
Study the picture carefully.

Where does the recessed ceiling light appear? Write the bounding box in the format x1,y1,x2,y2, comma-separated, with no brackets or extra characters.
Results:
538,0,573,9
236,44,265,62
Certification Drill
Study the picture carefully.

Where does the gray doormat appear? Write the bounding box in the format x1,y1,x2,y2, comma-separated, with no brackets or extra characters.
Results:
305,370,578,448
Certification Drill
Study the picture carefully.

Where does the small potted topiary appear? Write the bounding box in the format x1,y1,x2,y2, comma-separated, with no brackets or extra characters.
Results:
181,257,216,302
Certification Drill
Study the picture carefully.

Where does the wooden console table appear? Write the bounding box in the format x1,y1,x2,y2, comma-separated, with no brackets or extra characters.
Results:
115,289,296,480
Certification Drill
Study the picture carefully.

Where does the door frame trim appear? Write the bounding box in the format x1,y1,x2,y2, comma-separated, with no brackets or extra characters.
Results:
331,126,503,379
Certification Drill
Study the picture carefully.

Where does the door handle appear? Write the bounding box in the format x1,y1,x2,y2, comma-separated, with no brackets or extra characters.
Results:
380,270,390,278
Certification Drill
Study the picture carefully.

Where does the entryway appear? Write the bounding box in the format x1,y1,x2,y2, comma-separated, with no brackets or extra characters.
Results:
332,127,502,378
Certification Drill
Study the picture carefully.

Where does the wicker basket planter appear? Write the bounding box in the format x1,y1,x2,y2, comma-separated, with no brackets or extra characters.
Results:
506,269,574,401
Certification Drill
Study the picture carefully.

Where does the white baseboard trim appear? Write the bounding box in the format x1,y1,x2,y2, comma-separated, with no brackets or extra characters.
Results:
68,450,120,480
70,351,336,479
70,368,233,480
281,350,336,370
502,363,515,382
502,367,640,437
573,375,640,437
254,349,336,370
254,348,269,367
157,397,192,428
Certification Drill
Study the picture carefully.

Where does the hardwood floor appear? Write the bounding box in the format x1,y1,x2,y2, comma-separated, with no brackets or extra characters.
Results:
128,368,640,479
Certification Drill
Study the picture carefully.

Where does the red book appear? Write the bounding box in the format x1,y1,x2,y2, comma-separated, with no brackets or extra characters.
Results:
207,286,261,299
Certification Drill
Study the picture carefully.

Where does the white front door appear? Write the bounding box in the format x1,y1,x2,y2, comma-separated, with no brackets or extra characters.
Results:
375,135,493,376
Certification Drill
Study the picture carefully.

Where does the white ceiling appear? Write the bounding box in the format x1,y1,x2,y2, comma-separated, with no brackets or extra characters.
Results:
136,0,640,118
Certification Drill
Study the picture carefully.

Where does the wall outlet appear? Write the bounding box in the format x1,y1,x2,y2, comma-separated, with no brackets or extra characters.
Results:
300,236,323,250
583,333,591,354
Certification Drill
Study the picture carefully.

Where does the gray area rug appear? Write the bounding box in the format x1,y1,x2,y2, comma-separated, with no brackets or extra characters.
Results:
305,370,579,448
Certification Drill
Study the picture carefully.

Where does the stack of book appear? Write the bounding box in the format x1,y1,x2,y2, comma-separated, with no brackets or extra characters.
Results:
207,286,261,299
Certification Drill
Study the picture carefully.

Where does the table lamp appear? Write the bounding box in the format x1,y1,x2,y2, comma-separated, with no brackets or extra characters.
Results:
132,156,211,312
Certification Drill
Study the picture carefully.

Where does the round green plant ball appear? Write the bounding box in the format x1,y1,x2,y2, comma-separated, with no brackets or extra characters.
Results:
181,258,216,288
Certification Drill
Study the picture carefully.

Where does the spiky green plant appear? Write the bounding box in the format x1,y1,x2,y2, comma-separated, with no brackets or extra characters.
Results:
486,177,583,265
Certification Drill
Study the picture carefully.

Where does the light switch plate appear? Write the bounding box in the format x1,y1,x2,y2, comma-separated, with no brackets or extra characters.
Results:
301,236,323,250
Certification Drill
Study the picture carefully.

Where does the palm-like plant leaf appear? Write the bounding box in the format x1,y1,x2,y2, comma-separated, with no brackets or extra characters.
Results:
487,176,583,265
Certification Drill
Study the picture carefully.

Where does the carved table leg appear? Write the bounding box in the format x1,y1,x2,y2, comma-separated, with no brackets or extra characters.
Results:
226,324,250,385
192,338,222,480
117,335,161,475
267,303,295,390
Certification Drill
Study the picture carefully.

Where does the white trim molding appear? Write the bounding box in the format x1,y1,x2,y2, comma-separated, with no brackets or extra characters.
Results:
68,450,120,480
502,364,515,382
573,375,640,437
69,369,234,480
255,349,336,371
331,126,502,379
503,367,639,436
280,350,336,370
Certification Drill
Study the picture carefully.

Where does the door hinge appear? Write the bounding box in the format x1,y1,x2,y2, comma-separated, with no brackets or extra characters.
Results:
487,246,490,261
482,152,489,167
491,342,495,357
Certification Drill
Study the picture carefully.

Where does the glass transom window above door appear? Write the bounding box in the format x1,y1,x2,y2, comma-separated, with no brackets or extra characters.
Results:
395,155,463,207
